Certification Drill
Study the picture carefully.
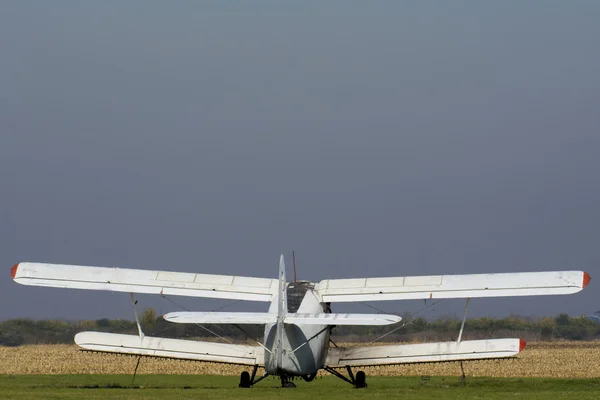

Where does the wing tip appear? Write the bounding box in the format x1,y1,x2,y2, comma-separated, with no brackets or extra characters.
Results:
583,272,591,289
519,339,526,352
11,263,19,280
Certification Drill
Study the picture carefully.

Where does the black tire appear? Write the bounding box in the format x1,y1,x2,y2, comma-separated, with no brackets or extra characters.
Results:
355,371,367,388
239,371,251,388
283,381,297,388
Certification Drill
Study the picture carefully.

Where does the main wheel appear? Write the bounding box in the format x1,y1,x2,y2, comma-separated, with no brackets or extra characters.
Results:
239,371,251,388
354,371,367,388
282,381,297,388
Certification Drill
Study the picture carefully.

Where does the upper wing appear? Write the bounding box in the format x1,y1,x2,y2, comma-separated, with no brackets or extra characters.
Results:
316,270,590,302
75,332,263,366
326,338,524,367
11,262,278,301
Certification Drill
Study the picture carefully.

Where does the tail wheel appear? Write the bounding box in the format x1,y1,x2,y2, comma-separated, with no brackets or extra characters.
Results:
239,371,251,388
302,373,317,382
354,371,367,388
281,376,297,388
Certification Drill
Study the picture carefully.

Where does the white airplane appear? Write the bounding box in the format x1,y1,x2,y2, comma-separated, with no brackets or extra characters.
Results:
11,256,590,388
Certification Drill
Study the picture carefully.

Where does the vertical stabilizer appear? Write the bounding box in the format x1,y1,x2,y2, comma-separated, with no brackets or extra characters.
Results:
276,254,287,370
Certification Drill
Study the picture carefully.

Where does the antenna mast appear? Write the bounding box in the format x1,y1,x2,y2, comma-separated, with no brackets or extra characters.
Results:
292,250,297,282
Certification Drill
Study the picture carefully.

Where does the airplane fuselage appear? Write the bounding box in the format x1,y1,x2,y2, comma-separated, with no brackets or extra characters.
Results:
263,281,330,378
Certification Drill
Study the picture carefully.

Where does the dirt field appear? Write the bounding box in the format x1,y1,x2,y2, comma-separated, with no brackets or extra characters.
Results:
1,341,598,378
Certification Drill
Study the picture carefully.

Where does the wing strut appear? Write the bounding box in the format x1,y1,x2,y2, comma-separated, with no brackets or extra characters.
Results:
130,293,144,341
291,326,330,354
456,298,470,347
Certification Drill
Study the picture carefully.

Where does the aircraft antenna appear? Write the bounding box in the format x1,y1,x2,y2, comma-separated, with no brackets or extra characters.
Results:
292,250,297,282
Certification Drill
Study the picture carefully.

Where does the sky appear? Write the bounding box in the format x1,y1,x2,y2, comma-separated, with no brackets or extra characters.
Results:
1,1,599,321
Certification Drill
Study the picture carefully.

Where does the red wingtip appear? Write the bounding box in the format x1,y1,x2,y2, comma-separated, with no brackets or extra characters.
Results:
11,263,19,280
519,339,527,352
582,272,591,288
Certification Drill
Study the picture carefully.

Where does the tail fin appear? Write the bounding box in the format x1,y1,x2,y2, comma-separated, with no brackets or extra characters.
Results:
276,254,287,370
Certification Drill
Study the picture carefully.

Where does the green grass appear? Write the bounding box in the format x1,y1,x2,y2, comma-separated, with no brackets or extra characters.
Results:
0,374,599,400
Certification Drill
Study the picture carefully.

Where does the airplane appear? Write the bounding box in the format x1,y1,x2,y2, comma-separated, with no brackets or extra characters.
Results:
11,256,590,388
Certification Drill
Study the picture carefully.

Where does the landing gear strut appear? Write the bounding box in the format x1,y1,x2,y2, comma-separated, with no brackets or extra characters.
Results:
239,365,269,388
323,366,367,388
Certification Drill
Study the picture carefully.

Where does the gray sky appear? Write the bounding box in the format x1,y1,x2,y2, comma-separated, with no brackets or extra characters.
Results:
2,2,599,321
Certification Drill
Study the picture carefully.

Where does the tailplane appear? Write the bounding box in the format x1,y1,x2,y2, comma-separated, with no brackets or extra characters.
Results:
164,311,401,326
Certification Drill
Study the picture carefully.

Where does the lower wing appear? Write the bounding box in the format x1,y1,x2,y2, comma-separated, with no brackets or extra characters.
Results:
75,332,263,366
325,338,525,367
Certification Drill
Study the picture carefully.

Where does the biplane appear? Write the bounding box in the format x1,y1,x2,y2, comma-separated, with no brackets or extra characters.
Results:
11,256,590,388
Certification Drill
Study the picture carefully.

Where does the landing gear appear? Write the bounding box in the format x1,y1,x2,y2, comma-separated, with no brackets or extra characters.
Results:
238,365,269,388
323,366,367,388
354,371,367,388
280,376,297,388
239,371,251,388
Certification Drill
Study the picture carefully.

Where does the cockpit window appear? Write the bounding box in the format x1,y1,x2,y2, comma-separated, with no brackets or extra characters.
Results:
286,281,314,313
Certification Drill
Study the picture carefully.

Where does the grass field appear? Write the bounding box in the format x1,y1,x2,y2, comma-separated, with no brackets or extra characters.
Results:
1,374,599,400
1,342,599,398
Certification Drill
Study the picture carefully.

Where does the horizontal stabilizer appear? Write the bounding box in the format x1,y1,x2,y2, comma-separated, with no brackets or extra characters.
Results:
12,262,277,301
164,311,401,326
74,331,263,365
317,271,590,302
326,338,525,367
165,312,278,325
285,312,401,326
